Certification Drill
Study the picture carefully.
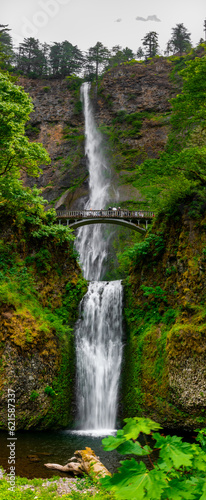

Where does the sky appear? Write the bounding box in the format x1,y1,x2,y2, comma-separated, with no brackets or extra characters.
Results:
2,0,206,55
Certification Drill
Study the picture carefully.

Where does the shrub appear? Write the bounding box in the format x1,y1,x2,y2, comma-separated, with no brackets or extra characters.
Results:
29,391,39,401
44,386,56,397
101,417,206,500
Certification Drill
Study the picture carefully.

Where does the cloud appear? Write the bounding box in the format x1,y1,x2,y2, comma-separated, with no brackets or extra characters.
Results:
135,15,161,22
114,18,122,22
136,16,147,21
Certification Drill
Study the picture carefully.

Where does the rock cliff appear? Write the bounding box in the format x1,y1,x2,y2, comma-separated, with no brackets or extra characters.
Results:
18,77,88,209
19,58,174,210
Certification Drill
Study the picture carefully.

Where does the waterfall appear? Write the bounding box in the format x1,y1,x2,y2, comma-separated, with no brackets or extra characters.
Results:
75,82,111,280
75,281,123,430
75,83,123,431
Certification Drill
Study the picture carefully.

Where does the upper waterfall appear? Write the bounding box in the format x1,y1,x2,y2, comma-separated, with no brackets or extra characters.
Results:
75,82,111,280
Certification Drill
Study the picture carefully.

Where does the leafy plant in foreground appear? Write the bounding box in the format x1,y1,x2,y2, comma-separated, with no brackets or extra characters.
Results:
101,417,206,499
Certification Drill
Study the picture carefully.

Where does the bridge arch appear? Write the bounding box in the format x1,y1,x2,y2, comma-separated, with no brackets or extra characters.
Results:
60,218,146,233
56,209,154,233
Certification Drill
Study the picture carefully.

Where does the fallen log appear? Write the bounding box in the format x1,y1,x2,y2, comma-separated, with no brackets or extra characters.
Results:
44,461,84,475
45,447,111,479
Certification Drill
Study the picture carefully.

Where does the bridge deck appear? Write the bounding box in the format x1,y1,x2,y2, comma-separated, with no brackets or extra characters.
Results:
56,209,155,220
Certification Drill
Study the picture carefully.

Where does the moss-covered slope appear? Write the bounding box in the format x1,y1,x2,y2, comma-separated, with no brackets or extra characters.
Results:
0,209,87,430
122,204,206,429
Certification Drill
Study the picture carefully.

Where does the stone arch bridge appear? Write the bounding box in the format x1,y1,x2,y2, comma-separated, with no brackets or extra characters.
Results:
56,210,155,234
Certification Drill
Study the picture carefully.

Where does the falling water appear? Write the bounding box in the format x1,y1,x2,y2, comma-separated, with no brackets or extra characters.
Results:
75,82,111,280
75,281,123,430
75,83,123,431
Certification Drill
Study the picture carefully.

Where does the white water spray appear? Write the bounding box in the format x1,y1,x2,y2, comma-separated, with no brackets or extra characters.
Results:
75,83,123,431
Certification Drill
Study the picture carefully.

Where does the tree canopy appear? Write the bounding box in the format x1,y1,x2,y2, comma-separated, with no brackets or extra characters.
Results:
167,23,192,56
0,24,14,68
0,71,50,177
142,32,159,58
85,41,110,81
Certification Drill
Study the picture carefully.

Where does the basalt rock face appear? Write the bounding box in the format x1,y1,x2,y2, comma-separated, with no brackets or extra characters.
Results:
97,58,173,120
122,208,206,429
96,59,173,149
18,77,88,210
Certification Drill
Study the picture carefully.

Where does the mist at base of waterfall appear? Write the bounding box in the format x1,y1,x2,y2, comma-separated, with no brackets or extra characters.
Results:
68,429,117,437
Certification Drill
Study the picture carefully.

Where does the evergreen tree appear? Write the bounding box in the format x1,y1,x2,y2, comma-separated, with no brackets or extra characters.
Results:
142,31,159,58
136,46,144,60
49,41,84,77
49,42,62,76
122,47,134,61
85,41,109,81
107,45,134,69
167,23,192,56
59,41,84,77
16,37,46,77
0,24,14,67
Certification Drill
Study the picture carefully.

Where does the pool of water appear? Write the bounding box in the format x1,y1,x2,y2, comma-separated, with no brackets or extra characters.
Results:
0,426,196,479
0,428,123,479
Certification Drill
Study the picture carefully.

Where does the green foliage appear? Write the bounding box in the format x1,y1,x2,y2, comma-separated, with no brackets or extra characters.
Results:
25,248,52,274
44,386,56,397
140,285,167,303
66,75,83,91
85,41,110,81
0,71,50,177
42,86,50,92
29,390,39,401
119,234,165,270
0,473,115,499
168,55,206,150
0,24,14,68
142,32,159,58
106,46,135,69
32,224,75,244
167,23,192,56
101,418,206,500
162,308,177,325
74,100,83,115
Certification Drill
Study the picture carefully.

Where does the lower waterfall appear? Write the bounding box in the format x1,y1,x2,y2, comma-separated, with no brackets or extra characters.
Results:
75,281,123,431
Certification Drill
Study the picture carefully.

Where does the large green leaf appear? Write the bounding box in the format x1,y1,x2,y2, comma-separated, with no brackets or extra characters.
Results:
102,429,126,451
101,459,168,499
154,433,193,468
199,480,206,500
123,417,162,440
162,478,198,500
118,440,151,456
190,444,206,471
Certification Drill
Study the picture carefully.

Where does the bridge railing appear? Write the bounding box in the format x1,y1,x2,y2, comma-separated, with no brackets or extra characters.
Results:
56,209,155,219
